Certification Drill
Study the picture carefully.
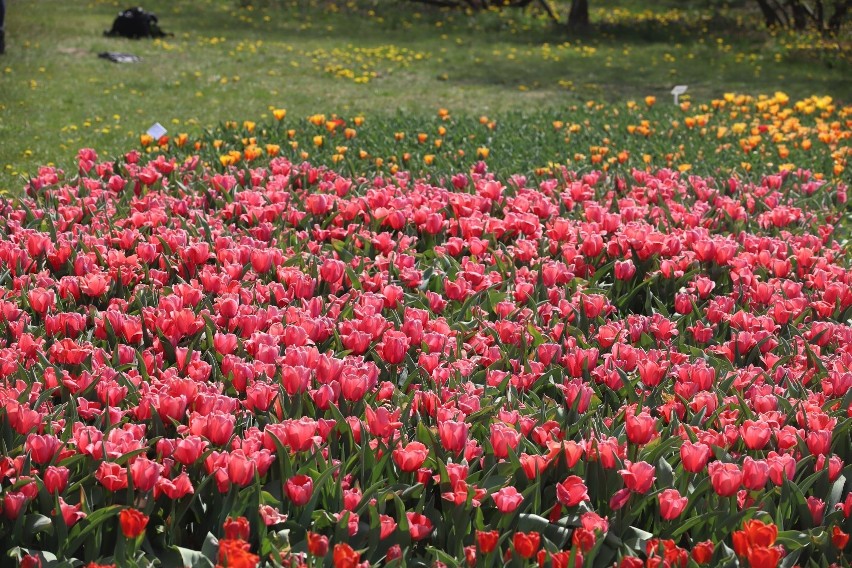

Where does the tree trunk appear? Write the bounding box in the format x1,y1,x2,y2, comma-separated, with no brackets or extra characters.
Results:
789,0,809,29
815,0,825,30
827,0,851,34
568,0,589,28
754,0,784,27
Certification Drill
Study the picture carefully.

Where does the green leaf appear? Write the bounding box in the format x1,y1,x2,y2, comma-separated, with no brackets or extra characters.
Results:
297,461,341,527
165,545,216,568
621,526,654,552
64,505,122,556
201,531,219,562
427,546,462,567
6,547,58,564
23,514,53,536
655,455,673,488
518,514,571,549
775,530,809,551
669,515,705,539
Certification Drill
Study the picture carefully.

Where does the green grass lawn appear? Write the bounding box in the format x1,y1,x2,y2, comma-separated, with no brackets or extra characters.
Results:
1,0,849,193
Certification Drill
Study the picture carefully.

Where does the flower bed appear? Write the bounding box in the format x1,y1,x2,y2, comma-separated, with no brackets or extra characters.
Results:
0,103,851,567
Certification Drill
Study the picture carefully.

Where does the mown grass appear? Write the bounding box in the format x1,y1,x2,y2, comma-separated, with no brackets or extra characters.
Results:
0,0,849,193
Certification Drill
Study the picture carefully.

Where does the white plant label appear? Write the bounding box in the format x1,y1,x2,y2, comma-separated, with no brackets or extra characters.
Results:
147,122,167,139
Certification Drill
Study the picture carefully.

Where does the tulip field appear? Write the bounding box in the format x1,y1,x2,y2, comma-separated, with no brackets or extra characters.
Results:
0,91,851,568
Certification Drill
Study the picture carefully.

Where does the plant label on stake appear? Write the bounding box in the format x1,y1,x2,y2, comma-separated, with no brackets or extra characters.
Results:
147,122,167,141
671,85,688,105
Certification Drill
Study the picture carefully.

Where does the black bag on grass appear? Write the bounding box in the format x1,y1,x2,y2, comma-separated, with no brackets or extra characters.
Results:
104,7,169,39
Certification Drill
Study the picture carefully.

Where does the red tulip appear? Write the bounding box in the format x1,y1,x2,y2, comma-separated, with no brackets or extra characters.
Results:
365,405,403,439
619,461,656,494
406,512,433,541
319,259,345,283
572,527,597,552
558,379,593,416
832,526,849,550
284,474,313,506
658,488,688,520
392,441,429,472
173,436,208,465
25,434,62,465
1,492,28,520
19,555,41,568
155,472,194,500
625,410,657,445
512,531,541,559
379,514,397,539
732,519,778,556
691,540,714,564
740,420,771,450
307,532,329,556
223,516,250,540
609,488,632,511
119,508,149,538
806,429,832,456
258,504,288,527
129,457,162,493
742,457,769,491
339,371,369,402
519,452,549,479
746,545,782,568
218,538,260,568
205,411,236,445
377,330,410,365
96,461,128,492
815,454,843,481
42,466,70,494
477,530,499,554
556,475,590,507
464,545,477,567
492,486,523,513
80,272,110,297
489,423,521,459
807,496,826,525
332,543,359,568
438,419,469,454
284,417,319,452
619,556,644,568
680,441,712,473
281,365,311,396
708,461,742,497
614,260,636,280
580,511,609,534
766,451,796,486
27,288,55,316
56,498,86,527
